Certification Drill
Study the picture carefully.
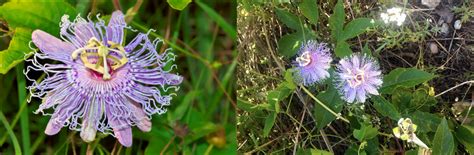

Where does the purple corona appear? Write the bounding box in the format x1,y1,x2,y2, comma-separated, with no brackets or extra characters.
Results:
335,54,382,103
294,40,332,86
25,11,182,147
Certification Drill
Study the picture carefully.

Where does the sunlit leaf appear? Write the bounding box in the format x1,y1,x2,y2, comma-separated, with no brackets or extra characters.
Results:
0,1,77,36
0,28,32,74
167,0,192,10
0,1,77,74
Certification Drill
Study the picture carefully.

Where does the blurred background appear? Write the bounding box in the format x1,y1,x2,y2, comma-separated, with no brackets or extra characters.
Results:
0,0,236,154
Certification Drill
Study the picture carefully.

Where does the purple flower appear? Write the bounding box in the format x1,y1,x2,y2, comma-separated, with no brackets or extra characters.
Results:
294,40,332,86
25,11,182,147
335,54,382,103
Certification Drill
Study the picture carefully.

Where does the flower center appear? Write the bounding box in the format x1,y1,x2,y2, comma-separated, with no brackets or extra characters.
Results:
347,72,365,88
296,51,311,67
71,37,128,80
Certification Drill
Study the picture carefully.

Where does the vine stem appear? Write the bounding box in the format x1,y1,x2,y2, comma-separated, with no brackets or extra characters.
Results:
434,80,474,98
300,86,350,123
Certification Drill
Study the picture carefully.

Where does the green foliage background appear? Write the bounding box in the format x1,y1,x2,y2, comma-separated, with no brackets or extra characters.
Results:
0,0,236,154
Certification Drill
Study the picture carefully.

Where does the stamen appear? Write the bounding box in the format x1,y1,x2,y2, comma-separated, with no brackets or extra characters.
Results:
71,37,128,80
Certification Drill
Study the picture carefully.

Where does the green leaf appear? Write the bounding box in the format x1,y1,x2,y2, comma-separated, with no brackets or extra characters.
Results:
340,18,374,40
370,96,401,121
455,125,474,153
168,90,198,122
284,69,296,89
0,1,77,74
267,90,281,113
432,118,455,155
411,111,441,133
0,28,32,74
334,40,351,58
195,0,236,39
314,84,343,129
167,0,192,10
145,126,175,155
0,1,77,36
353,124,378,141
380,68,436,94
362,42,372,56
278,32,303,57
329,0,344,41
275,8,301,30
310,149,332,155
299,0,319,25
263,112,277,137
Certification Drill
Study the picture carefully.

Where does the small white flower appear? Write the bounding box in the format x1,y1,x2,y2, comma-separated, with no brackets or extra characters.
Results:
380,7,407,26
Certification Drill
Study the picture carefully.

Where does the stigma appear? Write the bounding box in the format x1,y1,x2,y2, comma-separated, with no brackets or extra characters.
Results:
71,37,128,80
296,51,312,67
347,70,365,88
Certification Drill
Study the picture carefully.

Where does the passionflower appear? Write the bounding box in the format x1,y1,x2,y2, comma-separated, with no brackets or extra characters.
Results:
25,11,182,147
334,54,382,103
392,118,429,149
293,40,332,86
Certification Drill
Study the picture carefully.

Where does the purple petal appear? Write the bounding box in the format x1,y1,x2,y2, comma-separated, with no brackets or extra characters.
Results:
130,102,151,132
74,18,100,45
346,88,356,103
364,84,380,95
356,88,367,103
44,119,62,135
32,30,75,62
107,11,126,44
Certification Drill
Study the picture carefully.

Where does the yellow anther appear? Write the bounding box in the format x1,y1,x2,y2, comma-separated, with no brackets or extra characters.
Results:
71,37,128,80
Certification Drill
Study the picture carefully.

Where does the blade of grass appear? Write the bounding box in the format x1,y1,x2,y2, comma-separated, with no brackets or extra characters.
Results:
16,62,31,155
0,111,22,155
0,73,45,146
195,0,236,40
